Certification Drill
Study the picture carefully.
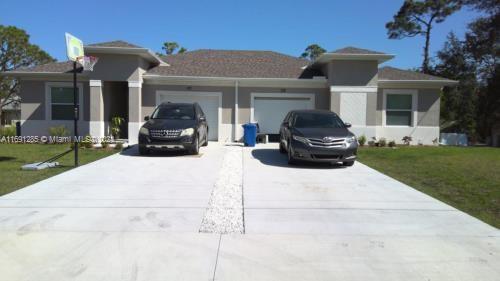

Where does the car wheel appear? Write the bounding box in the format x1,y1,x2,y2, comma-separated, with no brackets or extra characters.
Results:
287,142,296,165
202,132,208,147
190,135,200,155
138,145,150,155
342,161,355,167
279,142,286,154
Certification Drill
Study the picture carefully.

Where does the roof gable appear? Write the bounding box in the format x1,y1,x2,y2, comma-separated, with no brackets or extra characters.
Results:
331,46,386,55
86,40,143,48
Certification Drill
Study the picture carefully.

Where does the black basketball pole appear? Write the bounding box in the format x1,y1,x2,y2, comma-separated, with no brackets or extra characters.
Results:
73,61,79,166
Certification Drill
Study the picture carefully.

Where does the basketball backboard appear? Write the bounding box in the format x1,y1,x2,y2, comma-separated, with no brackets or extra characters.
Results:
65,33,84,61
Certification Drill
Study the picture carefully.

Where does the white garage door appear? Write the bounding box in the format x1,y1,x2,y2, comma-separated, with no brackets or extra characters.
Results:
157,92,220,140
253,95,314,134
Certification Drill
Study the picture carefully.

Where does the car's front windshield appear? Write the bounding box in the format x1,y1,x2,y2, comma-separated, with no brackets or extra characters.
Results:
293,112,346,128
151,105,195,120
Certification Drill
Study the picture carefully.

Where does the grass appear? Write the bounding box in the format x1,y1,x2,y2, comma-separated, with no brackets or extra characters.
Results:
358,146,500,228
0,144,117,196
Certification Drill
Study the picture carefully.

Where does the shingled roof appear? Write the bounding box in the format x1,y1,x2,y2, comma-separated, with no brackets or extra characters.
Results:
13,61,81,73
378,66,450,81
146,49,310,78
331,46,386,55
86,40,143,48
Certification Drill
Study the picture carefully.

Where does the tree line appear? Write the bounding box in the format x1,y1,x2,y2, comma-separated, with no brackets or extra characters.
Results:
299,0,499,143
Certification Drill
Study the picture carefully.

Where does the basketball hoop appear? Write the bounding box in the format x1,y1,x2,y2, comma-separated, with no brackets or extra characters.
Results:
76,56,99,71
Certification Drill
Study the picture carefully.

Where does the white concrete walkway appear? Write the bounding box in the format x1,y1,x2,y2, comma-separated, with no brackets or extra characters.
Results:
0,143,498,281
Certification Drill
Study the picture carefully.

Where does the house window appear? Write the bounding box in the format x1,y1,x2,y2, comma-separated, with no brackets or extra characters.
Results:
386,94,412,126
50,86,78,120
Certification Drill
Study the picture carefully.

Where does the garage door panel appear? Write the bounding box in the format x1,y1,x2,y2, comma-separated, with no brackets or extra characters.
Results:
157,93,219,141
253,96,313,134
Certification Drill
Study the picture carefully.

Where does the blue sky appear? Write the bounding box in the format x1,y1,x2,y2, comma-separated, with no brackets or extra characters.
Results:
1,0,480,69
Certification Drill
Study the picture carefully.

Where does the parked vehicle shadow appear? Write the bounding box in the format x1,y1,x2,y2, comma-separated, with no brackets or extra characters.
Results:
251,148,345,169
120,145,203,158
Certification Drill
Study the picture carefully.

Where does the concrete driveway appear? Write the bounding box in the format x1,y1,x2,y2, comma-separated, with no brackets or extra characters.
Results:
0,143,498,281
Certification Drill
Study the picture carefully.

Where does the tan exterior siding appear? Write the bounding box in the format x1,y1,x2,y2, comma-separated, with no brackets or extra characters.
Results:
86,54,145,82
376,88,384,125
375,88,441,127
19,80,90,121
326,61,378,86
19,80,45,120
417,88,441,127
366,92,377,126
141,84,329,126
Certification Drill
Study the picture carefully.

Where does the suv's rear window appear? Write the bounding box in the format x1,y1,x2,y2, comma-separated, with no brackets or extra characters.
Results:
152,105,195,120
293,112,345,128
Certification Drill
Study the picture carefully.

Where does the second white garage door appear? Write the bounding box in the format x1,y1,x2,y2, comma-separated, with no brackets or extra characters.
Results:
156,91,220,141
252,93,315,134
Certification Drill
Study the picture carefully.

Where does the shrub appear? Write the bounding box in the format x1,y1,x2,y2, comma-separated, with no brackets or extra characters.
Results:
379,138,387,147
114,142,124,150
358,135,366,146
0,126,16,137
80,135,94,149
101,139,109,149
110,116,125,139
402,136,412,145
48,125,69,137
388,140,396,147
367,140,376,147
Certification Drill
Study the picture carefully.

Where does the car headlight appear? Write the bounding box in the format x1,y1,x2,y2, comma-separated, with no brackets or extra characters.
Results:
139,127,149,135
292,135,308,144
180,128,195,136
346,135,357,144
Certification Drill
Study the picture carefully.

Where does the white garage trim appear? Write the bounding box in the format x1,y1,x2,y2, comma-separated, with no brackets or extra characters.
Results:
250,92,315,124
155,90,223,141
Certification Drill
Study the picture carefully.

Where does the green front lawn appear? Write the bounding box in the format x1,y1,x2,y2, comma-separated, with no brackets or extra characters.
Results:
358,146,500,228
0,144,117,196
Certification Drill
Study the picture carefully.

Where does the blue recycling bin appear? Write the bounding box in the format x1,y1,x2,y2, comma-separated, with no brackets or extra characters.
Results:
242,123,257,147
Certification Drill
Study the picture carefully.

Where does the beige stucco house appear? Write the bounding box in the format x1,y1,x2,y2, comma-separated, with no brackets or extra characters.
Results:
1,41,456,144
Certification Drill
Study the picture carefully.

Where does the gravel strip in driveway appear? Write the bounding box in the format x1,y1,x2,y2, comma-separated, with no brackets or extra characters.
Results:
199,145,244,234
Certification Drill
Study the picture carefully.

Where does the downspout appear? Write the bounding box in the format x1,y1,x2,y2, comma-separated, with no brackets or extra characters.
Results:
234,80,239,142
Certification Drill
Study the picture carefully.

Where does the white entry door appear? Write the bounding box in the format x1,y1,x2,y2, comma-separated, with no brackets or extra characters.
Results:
156,92,220,140
252,94,314,134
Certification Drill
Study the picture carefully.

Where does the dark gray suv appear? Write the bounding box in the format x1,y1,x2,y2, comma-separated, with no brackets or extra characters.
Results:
138,102,209,155
279,110,358,166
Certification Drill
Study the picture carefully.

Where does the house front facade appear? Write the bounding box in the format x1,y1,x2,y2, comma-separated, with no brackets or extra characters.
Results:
2,41,456,144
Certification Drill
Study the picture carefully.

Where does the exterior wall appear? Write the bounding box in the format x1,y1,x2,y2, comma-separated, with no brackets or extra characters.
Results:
326,60,378,86
237,87,329,124
142,84,235,142
18,80,90,136
142,84,235,124
417,88,440,126
370,87,441,145
86,53,146,82
141,84,329,141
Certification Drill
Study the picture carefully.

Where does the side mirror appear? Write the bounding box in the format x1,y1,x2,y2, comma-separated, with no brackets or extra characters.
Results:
344,122,352,128
144,116,150,121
